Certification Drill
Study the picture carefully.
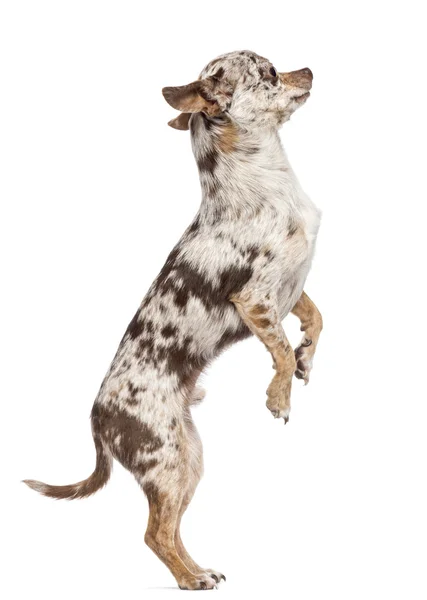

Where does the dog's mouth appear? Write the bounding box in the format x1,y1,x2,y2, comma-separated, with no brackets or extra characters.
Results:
293,91,311,103
281,68,313,104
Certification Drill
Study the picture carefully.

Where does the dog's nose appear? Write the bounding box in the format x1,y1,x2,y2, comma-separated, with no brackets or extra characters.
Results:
280,67,313,88
300,68,313,79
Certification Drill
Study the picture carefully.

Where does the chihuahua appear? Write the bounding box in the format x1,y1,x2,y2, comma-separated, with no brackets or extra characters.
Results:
24,50,323,590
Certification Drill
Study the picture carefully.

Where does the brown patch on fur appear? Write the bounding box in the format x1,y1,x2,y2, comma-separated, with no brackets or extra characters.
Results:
94,403,163,472
143,480,160,504
125,310,144,340
135,335,155,359
212,67,225,80
154,248,253,316
197,148,218,174
125,397,139,407
246,245,260,263
217,122,238,153
187,215,201,235
161,324,178,338
135,457,159,477
251,316,271,329
128,381,141,397
248,304,271,328
287,220,299,236
250,304,269,316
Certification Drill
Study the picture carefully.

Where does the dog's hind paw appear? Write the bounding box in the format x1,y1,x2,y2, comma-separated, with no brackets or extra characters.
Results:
205,569,226,584
178,574,218,590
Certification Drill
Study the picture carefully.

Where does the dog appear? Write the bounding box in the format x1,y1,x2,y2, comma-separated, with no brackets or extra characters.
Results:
24,50,323,590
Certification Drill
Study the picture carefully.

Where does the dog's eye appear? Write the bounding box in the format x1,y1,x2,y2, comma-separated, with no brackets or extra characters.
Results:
269,67,277,78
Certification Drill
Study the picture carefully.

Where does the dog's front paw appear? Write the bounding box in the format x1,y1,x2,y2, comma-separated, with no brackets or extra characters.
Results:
266,373,292,423
294,338,314,385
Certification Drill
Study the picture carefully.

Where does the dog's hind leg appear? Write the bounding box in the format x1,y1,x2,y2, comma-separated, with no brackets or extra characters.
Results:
144,487,217,590
291,291,323,384
91,400,216,590
141,415,217,590
173,409,226,584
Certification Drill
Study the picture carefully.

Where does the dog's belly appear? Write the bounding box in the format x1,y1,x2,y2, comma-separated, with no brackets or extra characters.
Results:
277,263,310,320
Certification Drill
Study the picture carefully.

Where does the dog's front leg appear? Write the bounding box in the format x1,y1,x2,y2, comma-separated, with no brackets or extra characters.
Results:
291,291,323,384
231,291,296,423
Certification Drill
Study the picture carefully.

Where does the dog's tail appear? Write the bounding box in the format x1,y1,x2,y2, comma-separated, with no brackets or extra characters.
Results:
23,430,112,500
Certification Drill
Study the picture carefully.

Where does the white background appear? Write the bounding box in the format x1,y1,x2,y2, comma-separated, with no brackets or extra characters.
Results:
1,1,426,598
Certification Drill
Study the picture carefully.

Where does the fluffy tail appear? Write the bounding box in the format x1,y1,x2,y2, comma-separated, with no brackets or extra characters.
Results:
23,433,112,500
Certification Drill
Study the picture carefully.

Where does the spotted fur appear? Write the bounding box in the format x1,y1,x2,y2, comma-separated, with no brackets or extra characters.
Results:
24,50,323,590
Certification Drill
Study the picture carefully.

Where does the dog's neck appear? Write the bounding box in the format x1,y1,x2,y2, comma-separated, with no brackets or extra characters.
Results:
190,113,295,223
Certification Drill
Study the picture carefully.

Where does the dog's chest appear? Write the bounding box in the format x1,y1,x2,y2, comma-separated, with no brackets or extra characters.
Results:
296,197,321,255
267,184,321,313
273,185,321,271
256,160,320,261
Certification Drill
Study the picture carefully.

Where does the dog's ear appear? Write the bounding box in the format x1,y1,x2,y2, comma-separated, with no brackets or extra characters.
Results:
167,112,192,131
162,75,232,128
163,81,220,115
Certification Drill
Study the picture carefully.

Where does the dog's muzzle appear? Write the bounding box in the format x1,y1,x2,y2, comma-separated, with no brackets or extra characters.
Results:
280,67,313,96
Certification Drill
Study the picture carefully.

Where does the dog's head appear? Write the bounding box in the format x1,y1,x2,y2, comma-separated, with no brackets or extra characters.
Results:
162,50,312,131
